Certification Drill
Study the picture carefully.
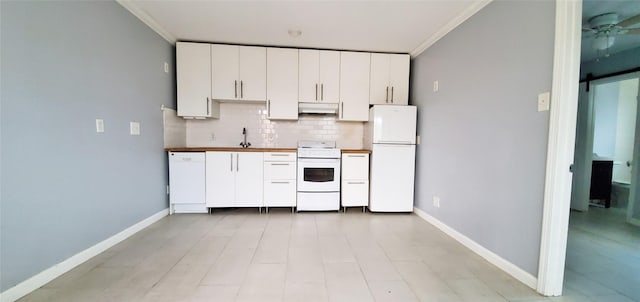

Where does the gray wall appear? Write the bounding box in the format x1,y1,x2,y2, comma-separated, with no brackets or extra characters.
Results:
410,0,555,276
580,46,640,80
1,1,175,291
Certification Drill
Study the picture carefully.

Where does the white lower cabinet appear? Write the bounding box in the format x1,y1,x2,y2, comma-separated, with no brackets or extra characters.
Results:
206,151,264,208
263,152,297,211
341,153,370,210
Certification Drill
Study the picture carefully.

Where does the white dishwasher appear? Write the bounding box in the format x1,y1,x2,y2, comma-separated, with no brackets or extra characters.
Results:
169,152,207,213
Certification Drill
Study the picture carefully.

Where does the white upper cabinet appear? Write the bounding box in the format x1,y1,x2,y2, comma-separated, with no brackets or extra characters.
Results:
266,48,298,120
176,42,219,118
299,49,340,103
339,51,370,122
211,44,266,102
370,53,410,105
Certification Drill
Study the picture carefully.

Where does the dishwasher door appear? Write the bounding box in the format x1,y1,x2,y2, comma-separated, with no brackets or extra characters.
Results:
169,152,207,213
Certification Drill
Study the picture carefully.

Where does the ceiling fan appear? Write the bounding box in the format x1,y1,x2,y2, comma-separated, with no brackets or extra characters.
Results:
583,12,640,56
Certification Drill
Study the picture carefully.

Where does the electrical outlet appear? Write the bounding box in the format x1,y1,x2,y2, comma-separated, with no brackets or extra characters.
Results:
433,80,439,92
164,62,169,73
166,185,170,195
416,135,421,145
130,122,140,135
95,118,104,133
433,196,441,208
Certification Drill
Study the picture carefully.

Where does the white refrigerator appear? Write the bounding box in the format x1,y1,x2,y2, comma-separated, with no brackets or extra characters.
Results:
364,105,417,212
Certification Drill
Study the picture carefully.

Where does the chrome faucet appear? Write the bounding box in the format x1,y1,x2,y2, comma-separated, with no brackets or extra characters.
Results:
239,127,251,148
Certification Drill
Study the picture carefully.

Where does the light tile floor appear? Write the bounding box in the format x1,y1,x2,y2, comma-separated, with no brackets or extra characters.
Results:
562,207,640,302
17,208,636,302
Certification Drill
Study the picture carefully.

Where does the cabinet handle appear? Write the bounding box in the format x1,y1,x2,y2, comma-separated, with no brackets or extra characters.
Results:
206,97,210,116
234,80,238,98
315,84,318,101
240,81,244,98
391,86,394,103
385,86,389,103
341,102,344,119
267,100,271,117
270,153,290,157
348,181,365,185
271,181,290,184
271,163,290,166
321,84,324,100
230,153,233,171
348,155,366,158
236,153,239,171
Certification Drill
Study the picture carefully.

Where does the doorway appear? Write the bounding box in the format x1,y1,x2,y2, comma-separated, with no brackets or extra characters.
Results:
571,72,640,219
564,73,640,300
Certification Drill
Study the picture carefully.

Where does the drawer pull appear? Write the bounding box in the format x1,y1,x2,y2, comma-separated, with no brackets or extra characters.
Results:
271,181,290,184
271,163,290,166
270,153,291,156
347,181,366,185
347,155,366,158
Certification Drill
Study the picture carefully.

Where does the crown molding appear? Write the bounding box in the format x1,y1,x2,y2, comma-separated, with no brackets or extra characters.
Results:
410,0,492,58
117,0,177,45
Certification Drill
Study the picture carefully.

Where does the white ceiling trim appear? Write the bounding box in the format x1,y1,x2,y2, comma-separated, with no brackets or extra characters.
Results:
409,0,492,58
117,0,177,44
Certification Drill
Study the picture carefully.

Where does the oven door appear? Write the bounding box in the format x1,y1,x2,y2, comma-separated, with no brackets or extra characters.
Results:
297,157,341,192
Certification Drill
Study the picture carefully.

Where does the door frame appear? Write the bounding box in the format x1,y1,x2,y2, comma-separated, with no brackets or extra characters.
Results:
536,0,582,296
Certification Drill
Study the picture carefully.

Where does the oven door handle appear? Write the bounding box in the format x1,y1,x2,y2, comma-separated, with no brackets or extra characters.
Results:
297,158,340,164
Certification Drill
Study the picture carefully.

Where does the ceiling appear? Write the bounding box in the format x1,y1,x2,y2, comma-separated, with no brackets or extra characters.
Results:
120,0,639,62
581,0,640,62
118,0,489,57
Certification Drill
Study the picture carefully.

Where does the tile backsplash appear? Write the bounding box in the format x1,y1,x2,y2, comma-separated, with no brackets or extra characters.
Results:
163,107,187,148
184,103,364,149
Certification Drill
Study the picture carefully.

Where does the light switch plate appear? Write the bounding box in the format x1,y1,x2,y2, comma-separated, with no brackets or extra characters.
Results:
164,62,169,73
433,80,439,92
95,119,104,133
538,92,551,112
130,122,140,135
416,135,421,145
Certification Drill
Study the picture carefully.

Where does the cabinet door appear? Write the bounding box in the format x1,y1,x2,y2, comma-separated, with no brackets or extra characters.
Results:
176,42,212,117
369,53,391,105
211,44,240,100
341,180,369,207
299,49,320,102
341,154,369,180
264,180,297,207
239,46,266,101
339,51,370,122
234,152,264,206
206,152,235,207
267,48,298,120
319,50,340,103
388,54,410,105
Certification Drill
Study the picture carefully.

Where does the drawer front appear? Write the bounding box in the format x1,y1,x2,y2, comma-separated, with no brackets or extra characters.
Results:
341,180,369,207
264,152,296,162
341,154,369,180
264,180,297,206
264,161,297,179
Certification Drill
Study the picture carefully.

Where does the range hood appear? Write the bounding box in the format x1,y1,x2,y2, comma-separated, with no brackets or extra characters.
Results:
298,102,339,115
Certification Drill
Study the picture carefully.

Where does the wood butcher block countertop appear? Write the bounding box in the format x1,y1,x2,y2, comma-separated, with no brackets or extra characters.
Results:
341,149,371,154
165,147,297,152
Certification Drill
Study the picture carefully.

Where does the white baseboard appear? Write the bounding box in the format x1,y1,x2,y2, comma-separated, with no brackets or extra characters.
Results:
413,207,538,289
0,208,169,302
